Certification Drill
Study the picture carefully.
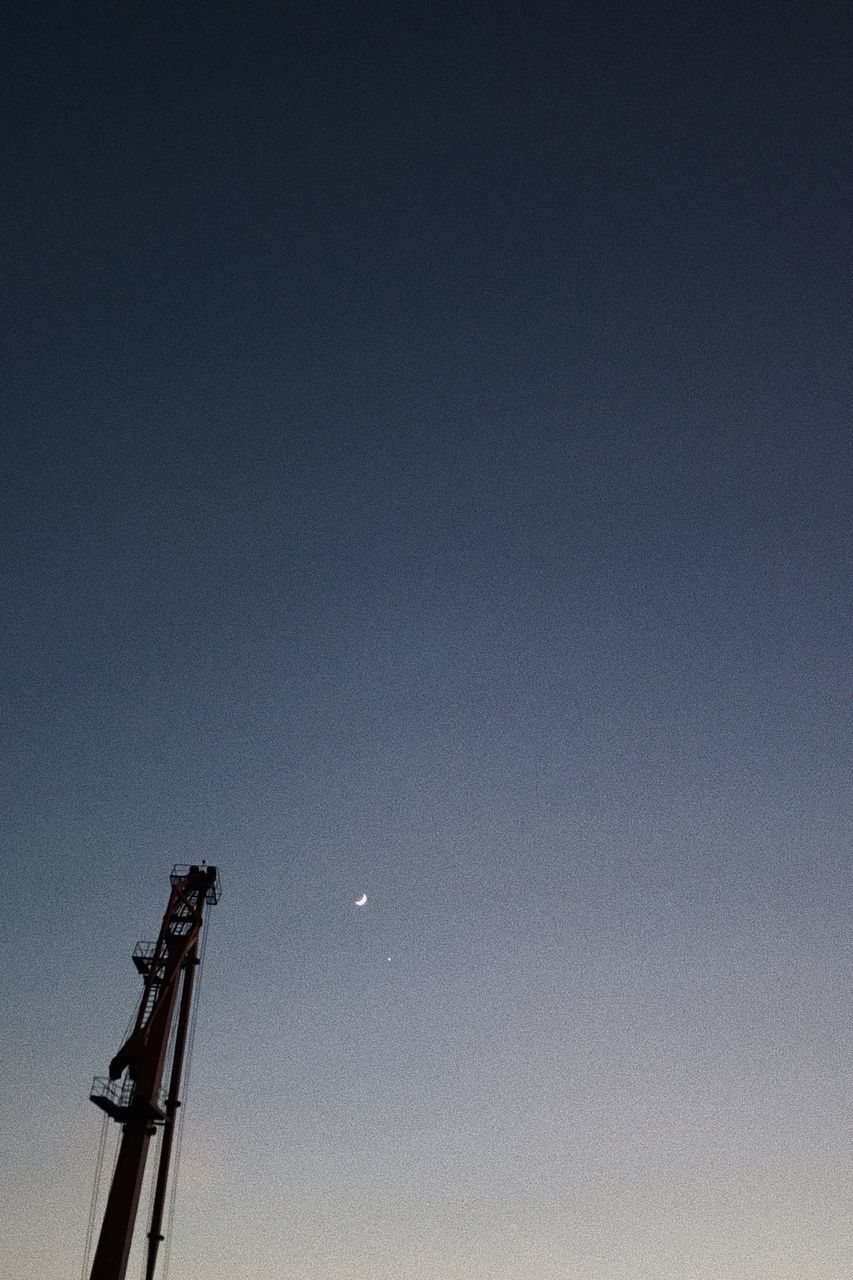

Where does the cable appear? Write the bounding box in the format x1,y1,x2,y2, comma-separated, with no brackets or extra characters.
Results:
80,1110,110,1280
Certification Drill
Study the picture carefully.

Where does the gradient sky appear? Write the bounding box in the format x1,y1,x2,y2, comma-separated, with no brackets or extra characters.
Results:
3,3,852,1278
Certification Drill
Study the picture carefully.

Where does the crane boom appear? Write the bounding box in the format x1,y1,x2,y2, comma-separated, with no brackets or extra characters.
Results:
87,863,220,1280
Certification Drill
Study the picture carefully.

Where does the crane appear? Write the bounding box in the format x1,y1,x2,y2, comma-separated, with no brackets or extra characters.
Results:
85,863,220,1280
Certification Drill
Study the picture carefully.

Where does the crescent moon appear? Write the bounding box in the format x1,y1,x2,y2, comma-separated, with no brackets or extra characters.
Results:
355,893,367,907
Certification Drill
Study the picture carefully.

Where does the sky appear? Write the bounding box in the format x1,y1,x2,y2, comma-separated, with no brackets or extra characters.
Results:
2,1,852,1277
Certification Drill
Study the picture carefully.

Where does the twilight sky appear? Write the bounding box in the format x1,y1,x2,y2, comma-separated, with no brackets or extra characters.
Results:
3,2,852,1278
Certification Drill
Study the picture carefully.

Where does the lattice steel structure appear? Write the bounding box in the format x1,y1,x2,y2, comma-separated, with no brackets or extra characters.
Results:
87,863,220,1280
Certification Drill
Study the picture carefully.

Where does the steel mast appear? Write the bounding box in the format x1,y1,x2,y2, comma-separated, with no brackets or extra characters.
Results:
87,863,220,1280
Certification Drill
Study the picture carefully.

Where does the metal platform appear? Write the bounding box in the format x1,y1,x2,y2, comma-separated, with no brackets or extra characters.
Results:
131,941,163,977
170,863,221,905
90,1077,167,1124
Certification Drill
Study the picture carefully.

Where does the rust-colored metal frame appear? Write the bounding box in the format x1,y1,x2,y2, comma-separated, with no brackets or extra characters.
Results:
88,864,219,1280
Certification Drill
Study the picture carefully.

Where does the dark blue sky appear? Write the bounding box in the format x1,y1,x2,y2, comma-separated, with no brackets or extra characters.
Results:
3,4,852,1277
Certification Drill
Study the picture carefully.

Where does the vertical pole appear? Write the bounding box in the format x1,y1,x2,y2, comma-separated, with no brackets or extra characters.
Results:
144,940,200,1280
